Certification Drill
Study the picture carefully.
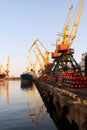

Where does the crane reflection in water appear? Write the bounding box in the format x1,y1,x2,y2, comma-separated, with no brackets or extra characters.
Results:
20,83,48,125
0,81,57,130
0,81,10,104
0,80,79,130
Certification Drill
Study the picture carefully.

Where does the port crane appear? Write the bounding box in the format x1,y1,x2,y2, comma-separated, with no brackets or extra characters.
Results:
5,55,10,77
60,0,84,49
40,0,85,85
32,50,46,74
50,0,84,76
27,39,50,71
51,5,73,59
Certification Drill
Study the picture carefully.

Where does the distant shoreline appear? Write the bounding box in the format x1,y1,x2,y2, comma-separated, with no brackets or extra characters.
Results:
5,77,21,80
0,77,21,82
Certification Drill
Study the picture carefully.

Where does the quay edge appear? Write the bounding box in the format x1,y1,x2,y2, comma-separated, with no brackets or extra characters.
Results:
34,79,87,130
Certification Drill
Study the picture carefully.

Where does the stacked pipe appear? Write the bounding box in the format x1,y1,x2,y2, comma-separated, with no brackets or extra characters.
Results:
62,71,87,88
70,76,87,88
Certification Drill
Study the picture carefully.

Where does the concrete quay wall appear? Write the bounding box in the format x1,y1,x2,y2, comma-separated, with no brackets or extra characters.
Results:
34,79,87,130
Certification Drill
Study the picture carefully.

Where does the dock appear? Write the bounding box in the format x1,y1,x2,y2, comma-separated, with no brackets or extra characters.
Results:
34,79,87,130
20,0,87,129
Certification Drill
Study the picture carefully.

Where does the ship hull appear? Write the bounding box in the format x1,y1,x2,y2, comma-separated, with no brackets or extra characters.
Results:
0,74,6,78
20,73,33,86
0,74,6,81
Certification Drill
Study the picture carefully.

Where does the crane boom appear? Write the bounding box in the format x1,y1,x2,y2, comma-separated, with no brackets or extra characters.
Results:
35,44,48,65
37,39,48,52
33,50,40,64
33,50,44,70
28,39,48,53
65,5,73,29
28,39,50,66
28,39,38,53
63,5,73,45
69,0,84,47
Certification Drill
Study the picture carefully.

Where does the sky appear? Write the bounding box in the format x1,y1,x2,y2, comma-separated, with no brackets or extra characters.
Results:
0,0,87,77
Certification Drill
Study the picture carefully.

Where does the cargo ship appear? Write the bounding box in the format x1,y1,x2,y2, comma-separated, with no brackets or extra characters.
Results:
0,73,6,79
20,73,33,86
0,73,6,81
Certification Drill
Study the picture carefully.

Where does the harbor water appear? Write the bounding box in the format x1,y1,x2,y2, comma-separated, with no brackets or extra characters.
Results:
0,81,57,130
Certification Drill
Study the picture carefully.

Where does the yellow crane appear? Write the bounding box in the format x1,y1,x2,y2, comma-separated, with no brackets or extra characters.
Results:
5,55,10,77
69,0,84,46
28,39,50,66
51,5,73,59
59,0,84,52
32,50,45,72
63,5,73,46
50,0,84,76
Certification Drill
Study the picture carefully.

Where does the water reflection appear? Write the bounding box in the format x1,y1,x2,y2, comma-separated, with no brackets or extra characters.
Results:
0,81,57,130
21,83,47,125
0,81,10,104
20,81,33,91
29,103,47,125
